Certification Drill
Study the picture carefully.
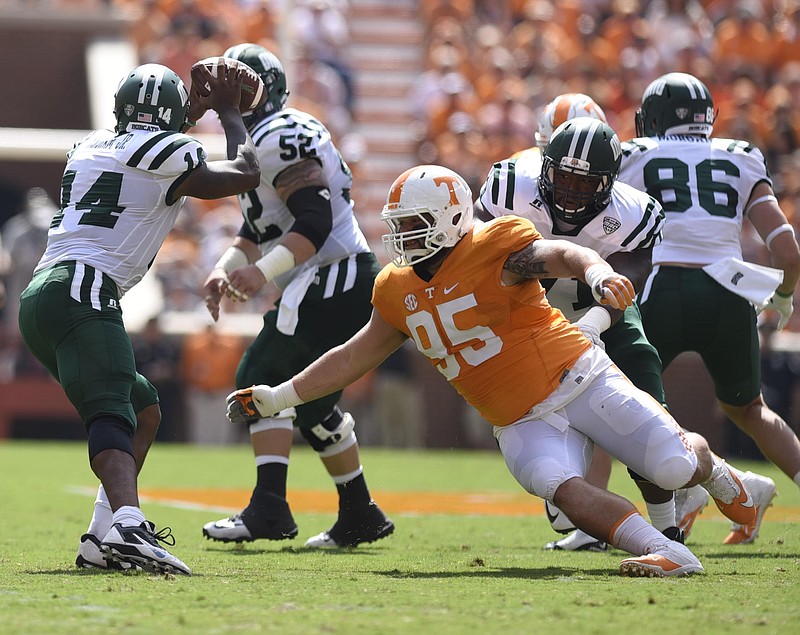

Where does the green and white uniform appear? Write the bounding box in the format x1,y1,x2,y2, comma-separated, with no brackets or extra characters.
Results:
234,108,379,428
479,152,667,402
619,135,770,405
18,127,206,428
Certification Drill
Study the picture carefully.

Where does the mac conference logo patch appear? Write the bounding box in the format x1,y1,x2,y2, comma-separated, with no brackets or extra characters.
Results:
602,217,621,234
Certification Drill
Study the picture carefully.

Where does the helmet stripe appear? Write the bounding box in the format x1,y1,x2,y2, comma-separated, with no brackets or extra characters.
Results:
137,65,166,106
568,118,602,161
553,95,572,129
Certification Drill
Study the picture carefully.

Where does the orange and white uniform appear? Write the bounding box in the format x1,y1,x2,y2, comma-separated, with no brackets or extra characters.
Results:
373,215,590,426
372,215,697,501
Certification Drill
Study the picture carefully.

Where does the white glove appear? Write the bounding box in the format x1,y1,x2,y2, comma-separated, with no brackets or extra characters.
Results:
584,264,636,310
764,292,794,331
226,381,302,423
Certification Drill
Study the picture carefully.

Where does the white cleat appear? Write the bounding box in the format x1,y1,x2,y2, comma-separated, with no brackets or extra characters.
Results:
101,521,191,576
76,533,137,571
543,500,577,534
544,529,608,552
674,485,709,540
723,472,777,545
619,541,704,577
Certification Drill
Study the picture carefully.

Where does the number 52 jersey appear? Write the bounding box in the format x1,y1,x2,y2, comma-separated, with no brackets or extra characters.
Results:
35,128,206,295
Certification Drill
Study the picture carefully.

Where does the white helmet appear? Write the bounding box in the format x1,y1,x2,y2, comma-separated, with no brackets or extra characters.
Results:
535,93,608,149
380,165,474,267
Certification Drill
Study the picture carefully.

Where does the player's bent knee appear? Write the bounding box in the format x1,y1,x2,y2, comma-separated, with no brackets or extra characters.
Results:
515,456,578,501
300,407,357,457
649,455,696,491
87,416,134,460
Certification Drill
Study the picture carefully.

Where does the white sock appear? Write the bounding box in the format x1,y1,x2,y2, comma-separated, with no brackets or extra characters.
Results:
86,485,113,537
610,512,669,556
112,505,146,528
645,498,676,532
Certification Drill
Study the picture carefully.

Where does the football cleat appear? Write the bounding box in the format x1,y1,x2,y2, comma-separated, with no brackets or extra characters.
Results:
101,521,191,576
203,492,298,543
544,500,577,534
702,461,757,526
544,529,608,552
723,472,777,545
305,501,394,548
76,533,137,571
619,541,704,577
674,485,709,540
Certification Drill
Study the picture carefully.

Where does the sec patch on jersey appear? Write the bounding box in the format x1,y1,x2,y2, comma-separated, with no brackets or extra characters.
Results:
192,57,266,112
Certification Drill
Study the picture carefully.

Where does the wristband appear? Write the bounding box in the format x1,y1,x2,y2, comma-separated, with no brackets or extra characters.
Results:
252,380,303,415
214,246,249,274
254,244,296,282
775,288,794,298
185,119,198,128
584,263,615,293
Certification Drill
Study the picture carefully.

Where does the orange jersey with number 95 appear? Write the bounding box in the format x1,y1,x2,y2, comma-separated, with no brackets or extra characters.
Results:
372,215,590,426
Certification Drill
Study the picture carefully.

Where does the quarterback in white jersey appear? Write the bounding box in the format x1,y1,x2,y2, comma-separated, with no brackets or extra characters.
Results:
35,127,205,294
619,72,800,545
201,43,394,551
18,62,260,574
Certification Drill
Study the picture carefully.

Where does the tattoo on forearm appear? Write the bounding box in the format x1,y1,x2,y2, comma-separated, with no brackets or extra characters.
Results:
505,245,549,277
275,159,325,199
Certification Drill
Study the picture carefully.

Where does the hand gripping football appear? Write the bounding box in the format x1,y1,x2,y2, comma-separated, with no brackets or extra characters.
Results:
193,57,266,112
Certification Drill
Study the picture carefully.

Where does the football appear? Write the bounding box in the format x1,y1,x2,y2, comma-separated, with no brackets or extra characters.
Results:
192,57,266,113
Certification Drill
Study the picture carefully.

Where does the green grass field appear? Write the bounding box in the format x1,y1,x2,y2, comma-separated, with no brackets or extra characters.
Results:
0,441,798,635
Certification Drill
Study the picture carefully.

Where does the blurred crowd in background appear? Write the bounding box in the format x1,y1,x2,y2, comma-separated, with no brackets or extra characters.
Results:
2,0,800,448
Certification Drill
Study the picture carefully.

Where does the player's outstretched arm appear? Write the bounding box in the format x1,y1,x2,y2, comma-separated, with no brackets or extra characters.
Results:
503,238,635,310
227,310,408,420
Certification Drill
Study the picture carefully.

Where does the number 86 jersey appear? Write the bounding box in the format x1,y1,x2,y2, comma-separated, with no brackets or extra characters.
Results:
619,135,769,266
372,215,590,427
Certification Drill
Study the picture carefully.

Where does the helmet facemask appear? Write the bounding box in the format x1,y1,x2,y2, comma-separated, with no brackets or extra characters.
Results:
539,117,621,225
380,165,474,267
542,158,614,223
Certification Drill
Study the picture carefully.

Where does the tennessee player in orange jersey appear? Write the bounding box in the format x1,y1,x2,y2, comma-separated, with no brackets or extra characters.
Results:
225,165,758,578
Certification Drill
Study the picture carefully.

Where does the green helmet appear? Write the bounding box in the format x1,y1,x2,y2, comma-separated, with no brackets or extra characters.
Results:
223,43,289,122
114,64,189,134
635,72,715,138
539,117,622,225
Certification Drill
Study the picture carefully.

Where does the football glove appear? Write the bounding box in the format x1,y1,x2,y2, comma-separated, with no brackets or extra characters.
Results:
584,264,635,310
226,381,303,424
226,387,262,424
765,292,794,331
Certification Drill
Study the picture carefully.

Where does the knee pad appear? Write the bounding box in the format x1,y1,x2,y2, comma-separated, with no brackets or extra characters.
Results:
300,406,356,457
87,416,134,460
515,455,576,501
649,455,697,491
